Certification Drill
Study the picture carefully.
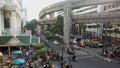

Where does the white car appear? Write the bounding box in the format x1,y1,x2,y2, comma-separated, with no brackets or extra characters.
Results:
53,40,59,45
72,39,77,44
72,44,80,50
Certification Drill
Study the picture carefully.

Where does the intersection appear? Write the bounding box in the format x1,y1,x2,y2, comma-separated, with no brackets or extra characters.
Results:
48,39,120,68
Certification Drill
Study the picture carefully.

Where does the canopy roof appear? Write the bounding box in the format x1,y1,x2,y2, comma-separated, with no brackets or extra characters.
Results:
0,36,30,46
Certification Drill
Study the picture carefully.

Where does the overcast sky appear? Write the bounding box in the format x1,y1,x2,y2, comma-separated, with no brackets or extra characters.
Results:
23,0,64,21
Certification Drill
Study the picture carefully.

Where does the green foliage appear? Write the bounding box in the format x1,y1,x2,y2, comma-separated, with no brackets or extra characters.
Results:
24,19,38,34
103,23,113,29
114,28,119,33
34,43,45,49
69,41,73,45
52,15,64,35
35,49,47,56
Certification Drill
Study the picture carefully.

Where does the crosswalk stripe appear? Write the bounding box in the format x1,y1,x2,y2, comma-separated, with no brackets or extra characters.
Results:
76,55,95,60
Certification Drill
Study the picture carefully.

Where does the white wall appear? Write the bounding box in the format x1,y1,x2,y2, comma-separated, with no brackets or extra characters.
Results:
0,9,2,35
10,11,22,36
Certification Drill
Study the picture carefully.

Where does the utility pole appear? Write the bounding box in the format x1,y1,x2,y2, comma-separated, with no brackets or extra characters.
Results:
63,0,72,47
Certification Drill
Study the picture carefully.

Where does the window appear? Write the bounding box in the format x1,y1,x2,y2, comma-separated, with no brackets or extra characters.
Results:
104,6,107,10
4,11,11,28
108,5,111,9
112,4,115,8
117,24,120,27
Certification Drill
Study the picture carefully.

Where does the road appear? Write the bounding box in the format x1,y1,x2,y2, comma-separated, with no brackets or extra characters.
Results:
71,57,120,68
47,41,120,68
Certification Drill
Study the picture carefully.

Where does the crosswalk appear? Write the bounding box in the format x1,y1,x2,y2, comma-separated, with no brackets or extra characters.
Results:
76,54,95,60
48,42,62,51
49,42,96,60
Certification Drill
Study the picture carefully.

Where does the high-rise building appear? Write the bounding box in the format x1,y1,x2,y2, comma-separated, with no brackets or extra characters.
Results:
73,3,120,38
104,3,120,38
0,0,26,36
73,5,104,37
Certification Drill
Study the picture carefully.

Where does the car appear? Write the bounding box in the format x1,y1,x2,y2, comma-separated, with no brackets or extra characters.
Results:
67,48,75,55
53,40,59,45
72,39,77,44
97,43,103,47
77,42,86,47
79,39,86,47
93,41,103,47
71,44,81,50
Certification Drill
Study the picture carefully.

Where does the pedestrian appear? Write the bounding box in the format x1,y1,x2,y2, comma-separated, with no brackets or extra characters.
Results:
43,64,46,68
72,54,76,62
61,61,64,68
69,63,73,68
52,64,55,68
68,55,71,62
66,63,70,68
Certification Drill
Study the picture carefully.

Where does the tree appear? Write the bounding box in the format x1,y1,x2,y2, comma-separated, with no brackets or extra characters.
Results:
114,28,119,44
35,49,47,56
34,43,45,49
24,19,38,35
33,43,47,57
52,15,64,35
103,23,113,34
103,23,113,48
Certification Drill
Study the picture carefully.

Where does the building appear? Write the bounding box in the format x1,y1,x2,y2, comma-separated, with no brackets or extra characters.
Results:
104,3,120,38
73,5,104,37
73,3,120,38
0,0,26,36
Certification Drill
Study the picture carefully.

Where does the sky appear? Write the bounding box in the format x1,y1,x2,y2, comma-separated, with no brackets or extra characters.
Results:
23,0,64,21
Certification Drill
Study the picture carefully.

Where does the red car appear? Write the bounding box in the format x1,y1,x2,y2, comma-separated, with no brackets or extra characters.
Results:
77,42,86,47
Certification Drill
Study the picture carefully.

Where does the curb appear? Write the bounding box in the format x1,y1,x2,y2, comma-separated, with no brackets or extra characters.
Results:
94,54,112,62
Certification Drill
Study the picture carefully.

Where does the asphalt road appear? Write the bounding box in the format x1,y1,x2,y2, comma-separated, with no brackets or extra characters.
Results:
71,57,120,68
47,41,120,68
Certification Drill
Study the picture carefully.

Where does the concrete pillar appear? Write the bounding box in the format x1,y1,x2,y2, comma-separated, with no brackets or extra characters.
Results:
99,23,103,37
1,10,4,35
17,15,21,35
76,24,80,34
10,11,17,35
19,46,21,50
97,5,104,37
50,12,54,17
63,0,72,45
36,25,41,34
38,37,40,43
8,46,11,54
